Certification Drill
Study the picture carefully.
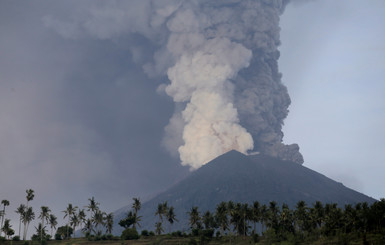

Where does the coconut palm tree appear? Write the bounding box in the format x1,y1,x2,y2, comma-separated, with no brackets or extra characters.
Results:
0,200,10,237
82,218,94,235
15,204,26,237
70,213,80,238
85,197,99,234
251,201,260,234
105,213,114,234
22,206,35,240
63,203,77,239
279,203,294,234
215,201,228,235
166,206,178,233
23,189,34,240
38,206,51,242
188,206,201,230
294,200,309,233
132,198,141,216
25,189,35,208
202,211,215,230
48,214,57,238
155,202,165,222
155,222,164,235
77,209,86,233
86,197,99,217
92,209,105,235
267,201,280,232
1,219,14,240
260,204,268,233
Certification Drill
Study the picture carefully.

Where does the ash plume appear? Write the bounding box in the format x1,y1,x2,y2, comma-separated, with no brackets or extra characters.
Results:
160,0,304,168
44,0,303,169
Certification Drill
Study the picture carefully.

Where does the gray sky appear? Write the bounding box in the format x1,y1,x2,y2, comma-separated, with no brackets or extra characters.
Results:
280,0,385,199
0,0,384,235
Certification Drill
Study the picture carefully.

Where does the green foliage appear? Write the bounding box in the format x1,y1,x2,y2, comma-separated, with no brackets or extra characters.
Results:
55,225,73,239
141,229,149,236
252,233,259,243
12,235,20,241
54,233,62,240
121,228,139,240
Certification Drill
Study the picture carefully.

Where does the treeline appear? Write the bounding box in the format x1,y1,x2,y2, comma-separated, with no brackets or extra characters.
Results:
119,198,385,243
1,189,385,244
0,189,114,242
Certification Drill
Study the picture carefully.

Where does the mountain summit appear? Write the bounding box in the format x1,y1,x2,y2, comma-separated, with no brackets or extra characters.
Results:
113,150,375,234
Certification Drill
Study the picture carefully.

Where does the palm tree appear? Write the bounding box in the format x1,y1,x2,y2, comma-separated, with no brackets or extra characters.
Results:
92,209,105,235
23,189,34,240
251,201,260,234
260,204,268,233
215,201,228,235
202,211,215,230
82,218,94,235
86,197,99,217
86,197,99,234
70,213,80,238
294,200,308,233
1,219,14,240
229,203,242,235
15,204,26,237
25,189,35,208
22,206,35,240
166,206,178,233
77,209,86,233
155,202,167,223
105,213,114,234
63,203,78,239
34,223,47,241
241,203,251,236
188,206,201,230
38,206,51,242
48,214,57,238
132,198,141,216
311,201,324,230
0,200,10,237
279,203,294,235
132,211,142,230
155,222,164,235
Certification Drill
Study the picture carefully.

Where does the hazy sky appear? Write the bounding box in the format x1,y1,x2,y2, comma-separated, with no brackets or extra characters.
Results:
0,0,384,235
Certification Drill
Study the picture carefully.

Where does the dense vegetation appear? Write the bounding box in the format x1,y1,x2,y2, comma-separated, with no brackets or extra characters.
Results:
1,189,385,244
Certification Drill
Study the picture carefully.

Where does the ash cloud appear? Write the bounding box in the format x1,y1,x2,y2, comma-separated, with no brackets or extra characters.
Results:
44,0,303,169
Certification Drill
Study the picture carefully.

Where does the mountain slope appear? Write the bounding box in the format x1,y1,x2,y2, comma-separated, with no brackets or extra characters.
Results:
113,150,375,234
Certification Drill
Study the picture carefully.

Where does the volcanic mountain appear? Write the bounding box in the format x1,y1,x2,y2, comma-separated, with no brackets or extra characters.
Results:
113,150,375,234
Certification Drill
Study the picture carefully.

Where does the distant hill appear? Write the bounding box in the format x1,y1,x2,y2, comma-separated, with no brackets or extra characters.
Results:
112,150,376,235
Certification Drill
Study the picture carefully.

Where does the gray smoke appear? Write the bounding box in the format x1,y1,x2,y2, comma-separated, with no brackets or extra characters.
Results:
160,0,304,167
44,0,303,169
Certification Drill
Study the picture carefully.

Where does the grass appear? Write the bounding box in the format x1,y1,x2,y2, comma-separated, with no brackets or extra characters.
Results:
1,232,384,245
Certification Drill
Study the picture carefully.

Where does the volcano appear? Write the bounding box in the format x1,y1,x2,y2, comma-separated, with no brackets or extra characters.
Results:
113,150,375,234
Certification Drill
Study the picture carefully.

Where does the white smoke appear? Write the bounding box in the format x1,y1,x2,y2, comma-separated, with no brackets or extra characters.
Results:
44,0,304,170
165,35,254,169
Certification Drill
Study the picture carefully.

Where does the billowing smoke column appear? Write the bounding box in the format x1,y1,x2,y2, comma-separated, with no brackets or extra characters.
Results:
161,0,303,169
44,0,303,169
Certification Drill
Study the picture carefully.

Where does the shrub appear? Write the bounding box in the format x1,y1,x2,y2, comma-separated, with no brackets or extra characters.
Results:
121,228,139,240
149,231,155,236
13,235,21,241
252,233,259,243
55,233,62,240
141,230,149,236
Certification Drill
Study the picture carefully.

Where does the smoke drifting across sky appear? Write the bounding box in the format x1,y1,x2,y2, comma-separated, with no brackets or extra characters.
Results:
44,0,303,169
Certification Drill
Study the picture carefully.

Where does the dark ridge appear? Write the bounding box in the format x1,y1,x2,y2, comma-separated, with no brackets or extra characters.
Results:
113,150,375,234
